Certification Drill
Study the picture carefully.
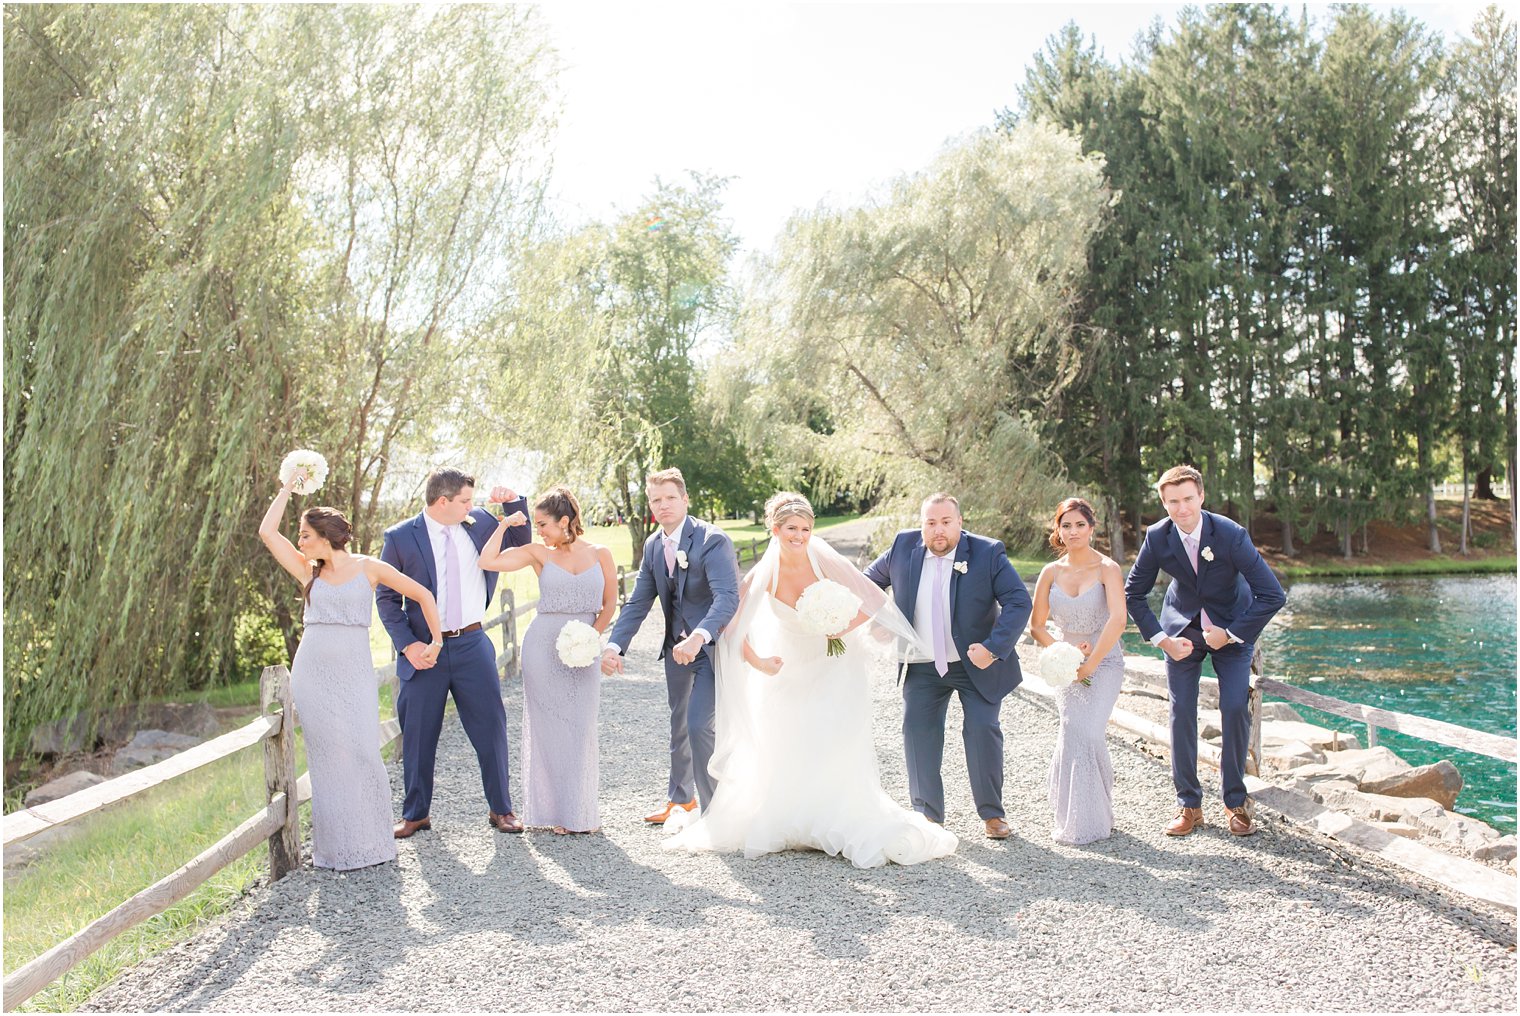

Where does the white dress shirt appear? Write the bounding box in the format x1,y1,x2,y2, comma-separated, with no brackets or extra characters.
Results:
911,547,960,664
423,512,486,630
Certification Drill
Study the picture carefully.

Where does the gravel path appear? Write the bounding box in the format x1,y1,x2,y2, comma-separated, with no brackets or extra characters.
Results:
84,541,1516,1012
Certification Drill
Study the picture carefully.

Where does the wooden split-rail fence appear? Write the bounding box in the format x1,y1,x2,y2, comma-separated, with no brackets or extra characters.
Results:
1,534,773,1009
6,532,1512,1006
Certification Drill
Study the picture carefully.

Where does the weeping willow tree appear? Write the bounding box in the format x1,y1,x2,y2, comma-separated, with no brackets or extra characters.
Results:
3,4,555,747
715,122,1112,549
481,174,758,558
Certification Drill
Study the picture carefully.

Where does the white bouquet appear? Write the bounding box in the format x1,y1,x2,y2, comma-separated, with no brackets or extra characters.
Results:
1037,641,1087,689
556,619,602,669
795,579,862,657
279,449,329,495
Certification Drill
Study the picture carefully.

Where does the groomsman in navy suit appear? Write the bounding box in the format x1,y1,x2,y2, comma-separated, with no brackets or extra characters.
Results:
378,468,532,837
1124,464,1285,838
864,493,1032,839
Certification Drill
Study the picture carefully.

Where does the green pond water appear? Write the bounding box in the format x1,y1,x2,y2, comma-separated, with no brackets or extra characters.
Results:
1121,573,1517,832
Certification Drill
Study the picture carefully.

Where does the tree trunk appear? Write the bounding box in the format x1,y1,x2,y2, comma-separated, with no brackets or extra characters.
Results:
1460,458,1472,556
1340,509,1353,559
1416,486,1440,550
1107,495,1126,565
1280,516,1295,557
1475,467,1497,500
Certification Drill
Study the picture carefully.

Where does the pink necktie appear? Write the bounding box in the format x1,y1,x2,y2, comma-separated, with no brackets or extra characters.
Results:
931,555,950,676
663,536,676,576
443,525,463,631
1185,536,1212,628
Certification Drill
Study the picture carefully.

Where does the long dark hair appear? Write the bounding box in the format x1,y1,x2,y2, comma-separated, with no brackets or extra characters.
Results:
302,506,353,604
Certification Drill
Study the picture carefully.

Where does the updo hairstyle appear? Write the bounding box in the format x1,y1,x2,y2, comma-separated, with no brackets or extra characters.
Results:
535,486,584,544
764,491,815,530
1048,497,1098,551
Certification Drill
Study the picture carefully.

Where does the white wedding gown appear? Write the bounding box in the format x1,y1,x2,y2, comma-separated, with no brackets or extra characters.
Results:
664,582,958,869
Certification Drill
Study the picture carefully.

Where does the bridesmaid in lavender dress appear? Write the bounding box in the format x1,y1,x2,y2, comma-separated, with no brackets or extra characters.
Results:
258,468,444,869
479,486,617,834
1028,497,1129,845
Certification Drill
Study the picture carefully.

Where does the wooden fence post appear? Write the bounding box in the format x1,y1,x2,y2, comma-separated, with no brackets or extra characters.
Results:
501,588,519,681
260,665,300,881
1246,645,1265,778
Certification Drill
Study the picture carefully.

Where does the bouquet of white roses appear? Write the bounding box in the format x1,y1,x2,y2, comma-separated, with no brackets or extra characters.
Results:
556,619,602,669
1037,641,1087,689
795,579,862,657
279,449,329,495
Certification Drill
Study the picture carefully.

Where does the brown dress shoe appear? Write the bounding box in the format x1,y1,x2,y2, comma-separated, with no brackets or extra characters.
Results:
644,798,698,824
1164,807,1204,836
393,817,431,839
489,811,524,834
1223,804,1256,836
984,817,1012,839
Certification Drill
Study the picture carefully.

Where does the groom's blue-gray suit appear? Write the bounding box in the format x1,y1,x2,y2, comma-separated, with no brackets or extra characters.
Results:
377,499,531,822
607,515,739,809
1123,509,1284,810
865,530,1032,823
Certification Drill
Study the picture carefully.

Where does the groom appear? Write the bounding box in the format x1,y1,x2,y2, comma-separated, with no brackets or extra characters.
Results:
864,493,1032,839
1124,464,1284,837
377,468,532,837
601,467,739,820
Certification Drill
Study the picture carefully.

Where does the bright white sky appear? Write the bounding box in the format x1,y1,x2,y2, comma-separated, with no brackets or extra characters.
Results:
535,1,1495,257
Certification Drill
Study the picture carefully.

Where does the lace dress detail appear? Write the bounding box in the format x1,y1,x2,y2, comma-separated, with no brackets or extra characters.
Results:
519,561,604,830
665,591,957,868
1046,582,1125,845
291,572,397,870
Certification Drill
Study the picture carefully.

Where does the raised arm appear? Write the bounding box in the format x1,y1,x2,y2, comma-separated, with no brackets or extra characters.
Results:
982,543,1032,661
695,530,740,638
258,475,311,585
1123,530,1164,641
476,511,537,573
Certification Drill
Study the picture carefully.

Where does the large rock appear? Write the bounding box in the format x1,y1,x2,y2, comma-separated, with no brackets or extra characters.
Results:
1473,836,1517,863
1257,702,1305,723
1298,778,1505,858
28,703,220,756
1290,746,1411,787
23,770,106,807
110,730,204,774
1359,760,1463,811
1261,720,1361,752
1260,739,1326,772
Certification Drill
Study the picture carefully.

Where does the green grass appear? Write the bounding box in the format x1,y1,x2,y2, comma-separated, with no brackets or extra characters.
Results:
1278,555,1516,579
3,738,310,1012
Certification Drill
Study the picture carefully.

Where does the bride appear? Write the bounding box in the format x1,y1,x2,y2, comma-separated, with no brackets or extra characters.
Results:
664,492,958,868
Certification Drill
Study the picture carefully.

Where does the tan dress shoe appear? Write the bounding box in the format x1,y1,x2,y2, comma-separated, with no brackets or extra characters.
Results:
984,817,1012,839
489,811,524,834
1223,804,1256,836
393,817,431,839
1164,807,1204,836
644,798,698,824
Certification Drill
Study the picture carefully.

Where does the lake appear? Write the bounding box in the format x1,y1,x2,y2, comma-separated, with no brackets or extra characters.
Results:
1123,573,1517,832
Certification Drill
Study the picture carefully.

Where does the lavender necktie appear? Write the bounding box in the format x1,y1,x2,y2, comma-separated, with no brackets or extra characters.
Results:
663,535,677,576
444,525,463,631
931,555,950,677
1185,535,1212,628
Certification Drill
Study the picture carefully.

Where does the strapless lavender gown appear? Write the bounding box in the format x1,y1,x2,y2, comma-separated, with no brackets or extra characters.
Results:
519,561,604,830
1047,582,1126,845
290,572,396,869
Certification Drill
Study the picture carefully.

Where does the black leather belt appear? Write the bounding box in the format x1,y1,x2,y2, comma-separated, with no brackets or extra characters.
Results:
442,622,483,638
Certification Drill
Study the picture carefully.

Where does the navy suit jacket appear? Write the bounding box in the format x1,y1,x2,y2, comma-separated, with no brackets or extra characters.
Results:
863,529,1032,702
1123,510,1284,646
376,499,531,680
607,516,740,661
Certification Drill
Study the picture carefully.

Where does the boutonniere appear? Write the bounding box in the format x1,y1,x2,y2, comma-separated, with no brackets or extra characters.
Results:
1201,546,1214,562
675,550,689,570
462,515,476,528
952,560,968,574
